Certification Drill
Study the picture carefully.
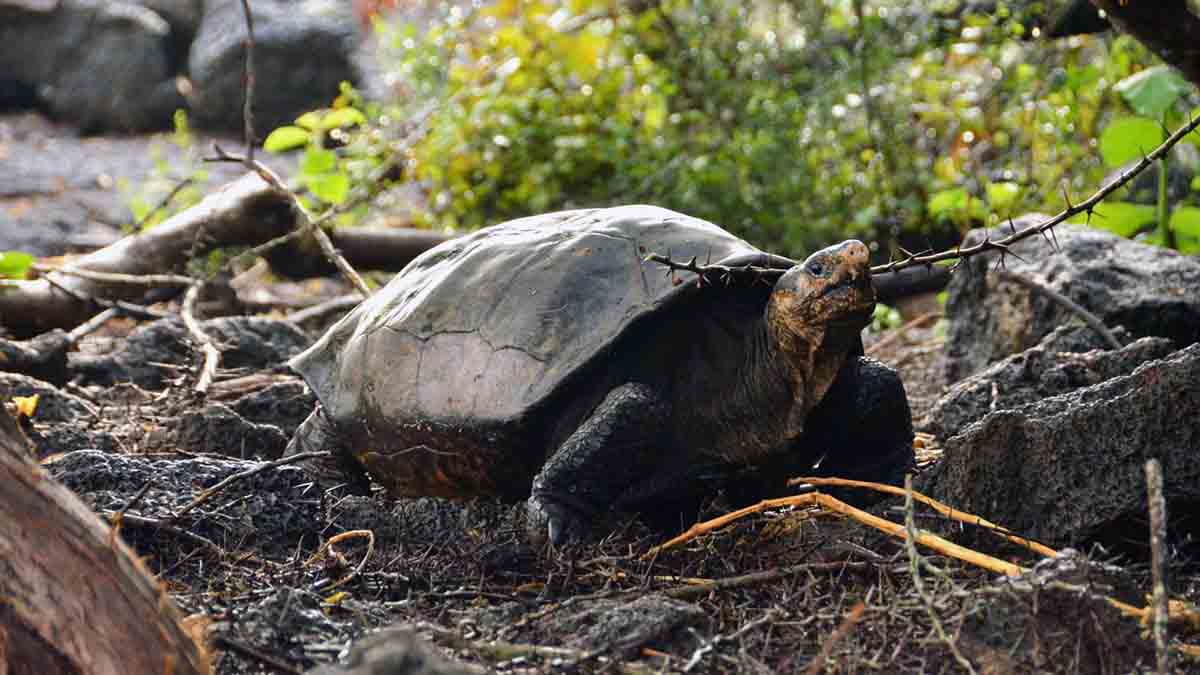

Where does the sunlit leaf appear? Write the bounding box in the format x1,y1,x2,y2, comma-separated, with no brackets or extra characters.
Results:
308,172,350,205
1070,201,1156,237
1099,116,1164,168
927,188,968,219
1170,206,1200,253
295,111,323,130
0,251,34,279
263,126,311,153
302,148,338,175
985,182,1021,212
321,107,367,129
1114,66,1192,119
13,394,38,418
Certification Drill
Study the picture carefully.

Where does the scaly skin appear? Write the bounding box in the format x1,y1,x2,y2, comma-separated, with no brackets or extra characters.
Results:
528,241,885,547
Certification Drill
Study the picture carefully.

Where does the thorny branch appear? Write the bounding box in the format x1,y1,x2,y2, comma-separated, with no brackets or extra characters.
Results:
650,111,1200,284
904,476,977,674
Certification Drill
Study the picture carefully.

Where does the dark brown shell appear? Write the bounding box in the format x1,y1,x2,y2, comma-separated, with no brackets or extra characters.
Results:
290,205,793,432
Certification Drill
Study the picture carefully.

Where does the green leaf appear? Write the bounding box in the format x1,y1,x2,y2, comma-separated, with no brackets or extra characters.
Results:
927,188,968,219
263,126,311,153
295,111,323,131
1114,66,1192,119
0,251,34,279
1071,201,1156,237
1173,207,1200,254
301,148,338,175
1099,117,1164,168
985,181,1021,212
308,172,350,205
321,107,367,129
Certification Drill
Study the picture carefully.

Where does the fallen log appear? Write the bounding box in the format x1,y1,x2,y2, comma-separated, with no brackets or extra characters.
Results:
0,406,209,674
0,174,298,337
0,174,455,337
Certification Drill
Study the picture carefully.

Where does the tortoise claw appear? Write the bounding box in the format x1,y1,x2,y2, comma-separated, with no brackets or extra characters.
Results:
525,494,589,550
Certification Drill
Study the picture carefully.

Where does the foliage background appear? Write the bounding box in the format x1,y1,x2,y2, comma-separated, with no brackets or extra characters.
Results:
275,0,1200,261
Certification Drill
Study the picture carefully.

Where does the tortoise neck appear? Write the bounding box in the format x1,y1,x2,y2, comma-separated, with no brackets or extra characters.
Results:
697,319,824,464
760,310,858,441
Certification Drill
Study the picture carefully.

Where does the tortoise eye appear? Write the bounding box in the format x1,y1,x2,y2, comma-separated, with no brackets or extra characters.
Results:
807,261,826,277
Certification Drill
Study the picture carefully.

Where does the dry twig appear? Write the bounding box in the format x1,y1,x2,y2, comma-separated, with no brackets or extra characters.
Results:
802,601,865,675
650,111,1200,283
904,476,976,674
171,450,330,520
996,270,1121,349
181,281,221,395
790,476,1059,558
645,491,1025,577
1146,458,1170,674
307,529,376,592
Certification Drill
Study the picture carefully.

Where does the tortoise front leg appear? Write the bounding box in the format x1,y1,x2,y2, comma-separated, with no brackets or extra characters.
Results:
803,356,915,499
526,382,669,548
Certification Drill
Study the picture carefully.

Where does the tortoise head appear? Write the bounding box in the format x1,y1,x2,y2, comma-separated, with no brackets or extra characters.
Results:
766,240,875,351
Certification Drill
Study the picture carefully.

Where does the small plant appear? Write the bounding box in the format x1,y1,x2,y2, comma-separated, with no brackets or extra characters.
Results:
0,251,33,280
122,110,209,230
263,84,371,213
1081,65,1200,252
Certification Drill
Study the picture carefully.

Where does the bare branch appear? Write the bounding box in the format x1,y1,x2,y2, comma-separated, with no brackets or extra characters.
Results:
649,112,1200,284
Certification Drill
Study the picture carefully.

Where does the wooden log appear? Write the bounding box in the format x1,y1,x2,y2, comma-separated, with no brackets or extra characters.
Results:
0,407,209,674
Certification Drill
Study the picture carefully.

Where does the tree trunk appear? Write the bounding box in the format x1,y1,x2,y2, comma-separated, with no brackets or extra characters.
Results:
1090,0,1200,87
0,408,209,675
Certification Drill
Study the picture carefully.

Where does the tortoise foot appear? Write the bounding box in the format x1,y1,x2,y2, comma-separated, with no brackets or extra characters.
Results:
525,493,592,550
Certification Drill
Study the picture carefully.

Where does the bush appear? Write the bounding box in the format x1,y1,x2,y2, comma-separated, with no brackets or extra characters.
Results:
297,0,1172,259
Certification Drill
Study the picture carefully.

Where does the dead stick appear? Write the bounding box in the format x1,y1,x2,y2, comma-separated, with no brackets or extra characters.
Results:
865,311,942,356
645,492,1025,577
790,476,1059,558
904,476,976,674
802,602,865,675
661,561,869,600
997,270,1121,350
307,529,376,592
237,0,257,164
35,264,195,288
181,281,220,395
652,111,1200,281
1147,458,1170,674
171,450,330,520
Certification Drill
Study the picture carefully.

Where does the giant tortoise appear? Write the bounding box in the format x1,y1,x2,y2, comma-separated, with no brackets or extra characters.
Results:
287,205,914,545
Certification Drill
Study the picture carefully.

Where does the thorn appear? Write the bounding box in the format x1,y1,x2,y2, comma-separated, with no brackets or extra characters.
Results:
1061,184,1073,210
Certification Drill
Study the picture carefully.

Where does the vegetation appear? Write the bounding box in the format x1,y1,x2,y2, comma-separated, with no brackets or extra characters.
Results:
259,0,1200,262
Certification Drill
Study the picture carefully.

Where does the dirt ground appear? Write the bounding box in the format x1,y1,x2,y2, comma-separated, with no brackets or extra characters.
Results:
6,307,1191,675
4,112,1198,675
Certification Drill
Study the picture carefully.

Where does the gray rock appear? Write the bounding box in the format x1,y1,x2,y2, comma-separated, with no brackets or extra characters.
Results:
308,627,479,675
230,379,315,438
921,343,1200,550
173,402,289,459
0,372,92,422
188,0,362,133
922,328,1173,438
960,550,1155,673
0,0,185,131
72,316,311,389
49,449,321,558
943,221,1200,382
550,594,705,659
0,372,119,456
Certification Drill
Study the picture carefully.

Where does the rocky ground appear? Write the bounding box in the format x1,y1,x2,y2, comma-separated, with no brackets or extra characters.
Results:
4,114,1200,674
